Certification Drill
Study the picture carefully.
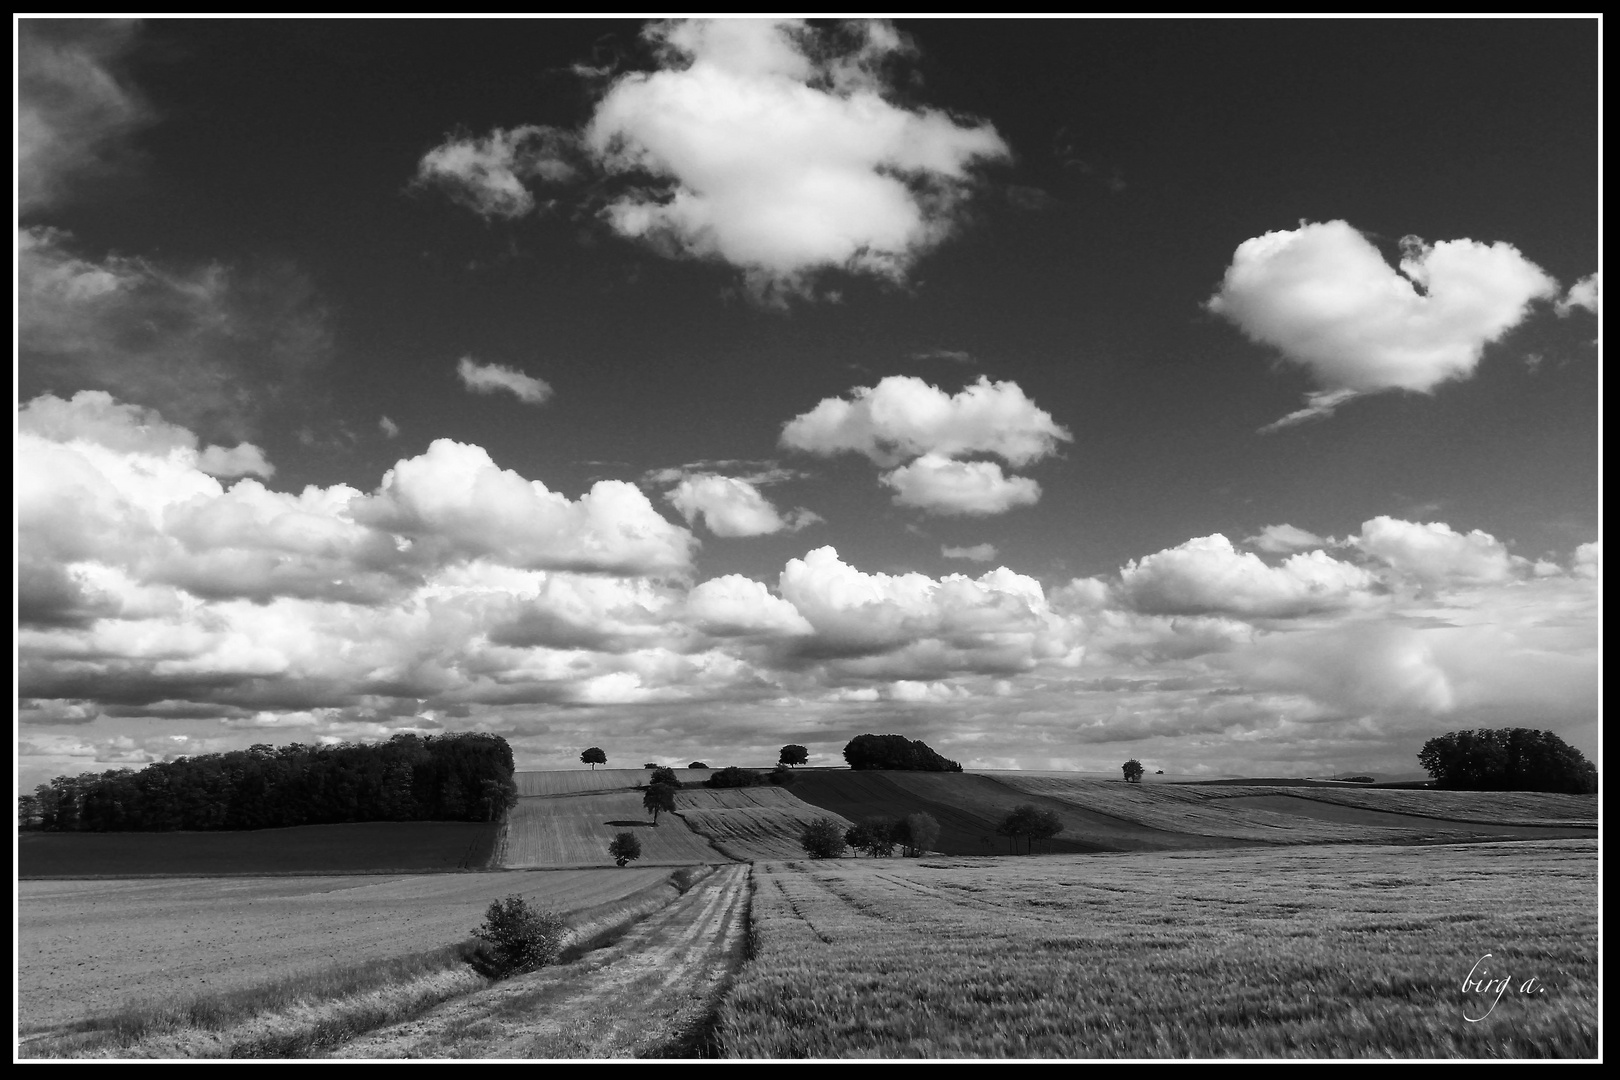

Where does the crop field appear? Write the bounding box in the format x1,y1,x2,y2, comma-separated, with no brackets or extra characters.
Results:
500,791,727,867
718,840,1598,1058
787,771,1241,853
18,820,501,878
514,768,718,797
17,867,675,1036
675,788,854,861
986,775,1598,844
1239,787,1596,827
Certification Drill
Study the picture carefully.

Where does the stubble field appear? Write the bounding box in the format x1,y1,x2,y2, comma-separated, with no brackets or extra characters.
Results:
718,840,1599,1058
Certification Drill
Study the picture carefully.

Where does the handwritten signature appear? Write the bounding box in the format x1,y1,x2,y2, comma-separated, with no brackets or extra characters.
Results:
1462,953,1546,1022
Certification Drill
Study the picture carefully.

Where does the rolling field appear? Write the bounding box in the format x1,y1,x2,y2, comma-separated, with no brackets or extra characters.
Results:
675,788,854,861
17,867,675,1035
18,819,500,878
786,771,1242,854
500,791,726,867
987,775,1597,844
514,768,718,796
718,840,1598,1058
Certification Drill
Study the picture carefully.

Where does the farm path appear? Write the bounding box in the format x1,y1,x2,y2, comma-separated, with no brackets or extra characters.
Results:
326,863,751,1059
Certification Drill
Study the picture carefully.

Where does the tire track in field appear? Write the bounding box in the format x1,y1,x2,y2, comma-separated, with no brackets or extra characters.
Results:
324,865,751,1059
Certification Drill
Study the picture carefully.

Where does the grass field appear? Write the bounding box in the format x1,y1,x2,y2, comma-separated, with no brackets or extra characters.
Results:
514,768,719,796
675,787,854,861
500,791,727,867
17,819,501,878
17,867,677,1036
717,840,1598,1058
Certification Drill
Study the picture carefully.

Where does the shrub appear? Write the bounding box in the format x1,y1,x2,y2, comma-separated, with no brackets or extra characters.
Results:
706,766,765,789
470,895,568,978
608,831,642,867
800,817,847,859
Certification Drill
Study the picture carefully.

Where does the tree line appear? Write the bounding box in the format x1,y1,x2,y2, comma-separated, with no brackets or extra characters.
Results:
18,732,519,832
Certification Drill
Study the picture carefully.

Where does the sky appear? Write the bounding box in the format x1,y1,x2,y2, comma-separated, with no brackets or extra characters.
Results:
15,17,1601,792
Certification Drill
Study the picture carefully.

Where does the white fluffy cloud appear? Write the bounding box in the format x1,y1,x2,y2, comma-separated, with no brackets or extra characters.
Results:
455,356,554,405
1572,541,1600,579
881,455,1041,516
357,439,695,577
663,473,818,537
583,19,1009,300
415,125,578,219
1208,220,1559,421
781,375,1070,467
1351,516,1524,586
18,19,147,214
19,390,272,478
1557,272,1599,316
1117,534,1377,619
685,575,814,637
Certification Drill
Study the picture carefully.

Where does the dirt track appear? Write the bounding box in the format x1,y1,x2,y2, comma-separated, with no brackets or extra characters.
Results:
325,864,752,1058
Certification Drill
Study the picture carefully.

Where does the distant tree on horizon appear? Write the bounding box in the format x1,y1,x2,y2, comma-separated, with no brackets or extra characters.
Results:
581,747,606,771
779,744,809,768
843,734,961,772
1418,728,1597,793
1122,759,1145,784
689,761,709,770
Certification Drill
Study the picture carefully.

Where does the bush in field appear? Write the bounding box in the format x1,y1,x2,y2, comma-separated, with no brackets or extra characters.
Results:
608,831,642,867
903,812,940,856
581,747,606,770
800,817,847,859
706,766,765,789
470,895,568,978
1122,759,1145,783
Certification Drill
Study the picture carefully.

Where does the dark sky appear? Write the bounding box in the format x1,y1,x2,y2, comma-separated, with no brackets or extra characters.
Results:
17,18,1600,789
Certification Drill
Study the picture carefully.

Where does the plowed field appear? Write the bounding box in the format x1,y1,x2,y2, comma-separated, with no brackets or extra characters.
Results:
514,769,718,796
676,788,853,861
500,791,727,867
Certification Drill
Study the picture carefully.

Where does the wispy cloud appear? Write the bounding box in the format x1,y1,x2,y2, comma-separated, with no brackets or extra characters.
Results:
455,356,554,405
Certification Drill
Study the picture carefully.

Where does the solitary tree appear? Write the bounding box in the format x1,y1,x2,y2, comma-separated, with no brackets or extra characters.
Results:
1122,759,1145,784
800,817,847,859
643,782,677,826
649,766,680,788
608,831,642,867
779,744,809,768
581,747,606,771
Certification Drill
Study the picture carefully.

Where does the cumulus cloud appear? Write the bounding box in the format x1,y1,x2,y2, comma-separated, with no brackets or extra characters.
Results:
1243,523,1327,554
1117,534,1378,619
1208,220,1560,423
20,391,274,478
19,228,333,439
781,375,1070,467
455,356,554,405
357,439,695,577
415,125,579,219
1556,272,1599,316
18,19,148,214
582,19,1009,301
1572,541,1600,579
663,473,819,537
1351,516,1524,586
942,543,998,563
685,575,814,637
881,455,1040,516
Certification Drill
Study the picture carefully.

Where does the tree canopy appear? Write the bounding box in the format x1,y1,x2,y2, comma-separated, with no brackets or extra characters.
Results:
779,744,809,768
842,734,962,772
800,817,847,859
642,782,677,825
1122,759,1145,784
996,804,1063,854
580,747,606,770
608,831,642,867
1418,728,1597,794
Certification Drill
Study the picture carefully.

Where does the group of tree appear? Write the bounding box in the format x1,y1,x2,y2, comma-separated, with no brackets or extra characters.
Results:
995,804,1064,854
797,812,944,859
843,734,962,772
1418,728,1597,794
1122,759,1144,783
18,732,518,832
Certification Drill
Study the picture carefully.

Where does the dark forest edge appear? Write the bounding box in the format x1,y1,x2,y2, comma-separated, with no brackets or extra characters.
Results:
18,732,519,832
